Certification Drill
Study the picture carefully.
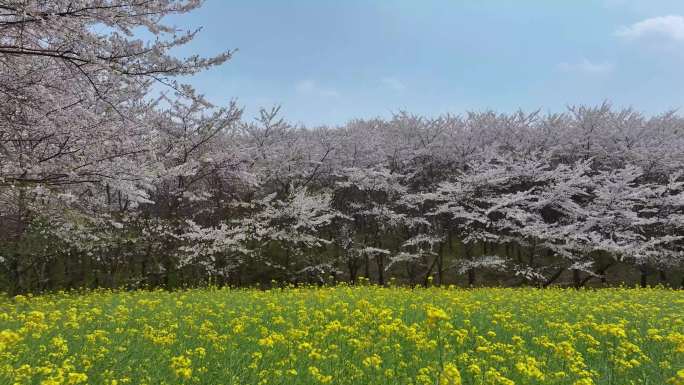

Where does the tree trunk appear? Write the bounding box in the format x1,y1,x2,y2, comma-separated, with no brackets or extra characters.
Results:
423,256,439,287
543,268,566,288
348,258,358,284
437,244,444,286
467,270,475,286
465,246,475,286
376,255,385,286
572,269,581,288
658,270,667,285
640,268,648,288
406,262,417,285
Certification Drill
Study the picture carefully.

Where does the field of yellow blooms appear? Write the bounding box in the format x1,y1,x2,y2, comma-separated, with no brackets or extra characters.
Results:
0,285,683,385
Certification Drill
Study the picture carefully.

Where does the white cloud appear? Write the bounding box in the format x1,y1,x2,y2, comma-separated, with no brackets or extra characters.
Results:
615,15,684,42
380,77,406,91
557,59,614,74
295,80,339,98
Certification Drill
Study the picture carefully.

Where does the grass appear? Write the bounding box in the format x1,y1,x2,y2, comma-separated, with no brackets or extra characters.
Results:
0,284,683,385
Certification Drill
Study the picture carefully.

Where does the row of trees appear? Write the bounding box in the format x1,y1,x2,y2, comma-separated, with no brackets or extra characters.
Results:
1,1,682,293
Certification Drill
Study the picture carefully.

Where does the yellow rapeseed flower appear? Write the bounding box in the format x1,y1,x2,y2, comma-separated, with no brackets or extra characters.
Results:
426,305,449,326
439,363,462,385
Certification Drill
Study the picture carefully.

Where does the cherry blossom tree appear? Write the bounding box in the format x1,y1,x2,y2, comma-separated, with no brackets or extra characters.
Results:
0,0,235,292
2,3,683,294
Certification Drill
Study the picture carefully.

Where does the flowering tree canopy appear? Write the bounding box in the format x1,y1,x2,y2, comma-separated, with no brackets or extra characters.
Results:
1,2,682,293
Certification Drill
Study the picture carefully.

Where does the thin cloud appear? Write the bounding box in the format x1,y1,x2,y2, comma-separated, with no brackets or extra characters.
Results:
380,77,406,91
615,15,684,42
295,80,339,98
557,59,614,74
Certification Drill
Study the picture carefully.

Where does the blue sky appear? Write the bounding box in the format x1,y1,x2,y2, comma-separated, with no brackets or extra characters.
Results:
170,0,684,126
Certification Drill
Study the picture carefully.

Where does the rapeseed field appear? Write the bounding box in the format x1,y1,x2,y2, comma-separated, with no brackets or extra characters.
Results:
0,285,682,385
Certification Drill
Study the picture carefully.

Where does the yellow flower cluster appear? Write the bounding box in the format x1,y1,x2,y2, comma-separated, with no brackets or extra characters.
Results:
440,362,462,385
0,285,681,384
170,355,192,379
426,304,450,326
